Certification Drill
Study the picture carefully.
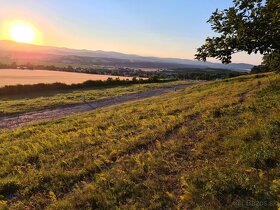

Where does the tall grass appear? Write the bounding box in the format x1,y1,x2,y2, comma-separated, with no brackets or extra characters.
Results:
0,73,279,209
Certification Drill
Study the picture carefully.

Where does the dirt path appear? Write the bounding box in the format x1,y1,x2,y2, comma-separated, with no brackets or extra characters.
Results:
0,82,201,130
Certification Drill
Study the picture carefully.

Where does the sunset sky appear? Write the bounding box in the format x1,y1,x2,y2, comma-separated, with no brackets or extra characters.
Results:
0,0,262,64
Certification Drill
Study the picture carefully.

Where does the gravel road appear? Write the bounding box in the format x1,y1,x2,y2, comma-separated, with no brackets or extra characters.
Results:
0,82,201,130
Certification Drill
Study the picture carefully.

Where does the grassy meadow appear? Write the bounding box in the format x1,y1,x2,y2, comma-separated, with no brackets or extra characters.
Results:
0,80,187,115
0,73,279,209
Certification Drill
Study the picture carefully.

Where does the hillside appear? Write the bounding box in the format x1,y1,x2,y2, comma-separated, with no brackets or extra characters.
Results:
0,40,253,71
0,73,279,209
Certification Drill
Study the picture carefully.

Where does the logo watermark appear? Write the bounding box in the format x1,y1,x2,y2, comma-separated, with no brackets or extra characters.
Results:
232,199,276,208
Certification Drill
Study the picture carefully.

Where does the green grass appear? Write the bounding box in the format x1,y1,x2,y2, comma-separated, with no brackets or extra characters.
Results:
0,73,279,209
0,80,187,115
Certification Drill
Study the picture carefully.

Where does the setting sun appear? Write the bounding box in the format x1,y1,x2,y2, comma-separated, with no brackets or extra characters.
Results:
9,23,35,43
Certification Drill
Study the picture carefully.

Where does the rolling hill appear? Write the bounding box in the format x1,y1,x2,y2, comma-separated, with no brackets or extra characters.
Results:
0,40,253,71
0,73,279,209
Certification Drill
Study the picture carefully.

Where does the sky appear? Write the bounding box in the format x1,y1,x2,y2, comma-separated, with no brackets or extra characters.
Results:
0,0,262,65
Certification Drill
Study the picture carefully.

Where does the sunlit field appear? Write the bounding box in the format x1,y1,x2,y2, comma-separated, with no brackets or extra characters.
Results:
0,69,133,87
0,73,279,209
0,0,278,209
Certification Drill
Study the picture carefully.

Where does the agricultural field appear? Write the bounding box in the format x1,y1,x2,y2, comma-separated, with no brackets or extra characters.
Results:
0,80,188,115
0,69,133,87
0,73,279,209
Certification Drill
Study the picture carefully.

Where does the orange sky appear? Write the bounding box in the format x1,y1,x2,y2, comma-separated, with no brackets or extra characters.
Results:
0,1,263,65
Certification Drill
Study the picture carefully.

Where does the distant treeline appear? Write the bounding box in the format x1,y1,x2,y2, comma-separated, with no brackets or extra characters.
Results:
0,62,250,80
250,65,274,74
0,62,248,80
0,62,154,78
165,68,248,80
0,77,172,97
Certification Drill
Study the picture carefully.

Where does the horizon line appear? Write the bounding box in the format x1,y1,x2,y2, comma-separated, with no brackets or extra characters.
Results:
0,39,258,65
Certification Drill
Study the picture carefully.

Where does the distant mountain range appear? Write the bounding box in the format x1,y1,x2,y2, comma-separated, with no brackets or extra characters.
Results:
0,40,254,71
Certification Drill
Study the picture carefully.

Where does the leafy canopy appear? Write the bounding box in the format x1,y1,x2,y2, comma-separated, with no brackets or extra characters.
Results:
195,0,280,64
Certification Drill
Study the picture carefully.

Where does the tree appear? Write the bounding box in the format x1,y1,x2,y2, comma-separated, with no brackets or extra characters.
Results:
11,62,17,69
262,50,280,72
250,65,270,73
195,0,280,69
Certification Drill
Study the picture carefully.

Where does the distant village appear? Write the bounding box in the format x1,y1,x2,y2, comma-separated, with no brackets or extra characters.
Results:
0,62,246,81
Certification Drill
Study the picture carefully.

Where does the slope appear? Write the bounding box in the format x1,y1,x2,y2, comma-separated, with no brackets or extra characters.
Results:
0,73,279,209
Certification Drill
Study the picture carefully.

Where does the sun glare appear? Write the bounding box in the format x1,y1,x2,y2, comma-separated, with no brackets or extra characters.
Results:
9,23,35,44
